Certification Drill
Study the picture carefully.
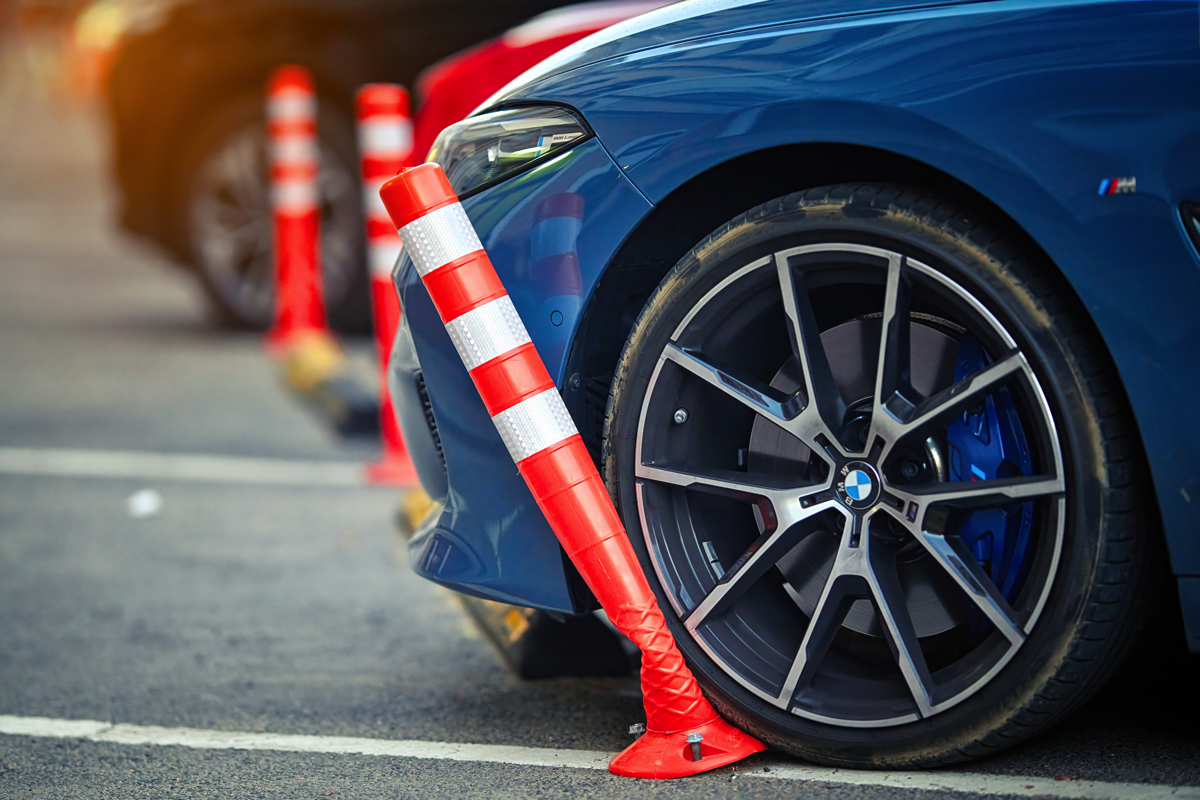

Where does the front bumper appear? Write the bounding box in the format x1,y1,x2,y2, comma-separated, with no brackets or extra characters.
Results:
388,138,653,613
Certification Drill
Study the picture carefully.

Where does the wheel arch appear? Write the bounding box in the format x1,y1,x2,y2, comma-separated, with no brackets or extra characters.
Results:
566,140,1057,450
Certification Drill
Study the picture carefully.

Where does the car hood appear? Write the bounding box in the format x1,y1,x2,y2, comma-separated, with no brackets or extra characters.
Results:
481,0,994,109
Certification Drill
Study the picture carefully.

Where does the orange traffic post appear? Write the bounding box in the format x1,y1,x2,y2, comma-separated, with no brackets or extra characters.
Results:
265,65,329,352
265,66,377,437
379,164,766,779
357,84,417,485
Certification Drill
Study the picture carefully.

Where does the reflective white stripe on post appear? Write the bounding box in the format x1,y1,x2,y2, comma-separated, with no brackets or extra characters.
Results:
270,135,317,166
364,179,391,219
272,180,318,214
444,296,532,371
491,389,578,463
397,203,483,277
369,240,402,277
267,91,316,121
359,117,413,156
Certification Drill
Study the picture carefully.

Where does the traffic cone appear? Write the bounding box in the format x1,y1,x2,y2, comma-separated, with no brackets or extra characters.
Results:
265,65,377,436
379,164,765,779
357,84,417,485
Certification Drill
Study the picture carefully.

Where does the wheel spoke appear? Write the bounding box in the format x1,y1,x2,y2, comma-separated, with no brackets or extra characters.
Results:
224,134,268,208
880,352,1029,459
899,474,1064,513
777,519,865,707
243,251,275,292
233,256,274,312
684,497,845,630
915,529,1026,645
867,536,935,716
870,253,917,439
220,218,272,257
662,344,803,424
776,253,846,438
635,462,805,502
207,200,259,230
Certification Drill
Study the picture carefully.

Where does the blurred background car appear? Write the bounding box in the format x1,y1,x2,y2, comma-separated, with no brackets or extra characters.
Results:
390,0,1200,768
100,0,577,331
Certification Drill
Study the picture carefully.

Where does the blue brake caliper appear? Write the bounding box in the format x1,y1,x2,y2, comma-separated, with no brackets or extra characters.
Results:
944,334,1034,602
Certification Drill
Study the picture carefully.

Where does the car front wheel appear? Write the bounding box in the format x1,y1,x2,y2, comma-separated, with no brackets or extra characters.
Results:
603,184,1152,767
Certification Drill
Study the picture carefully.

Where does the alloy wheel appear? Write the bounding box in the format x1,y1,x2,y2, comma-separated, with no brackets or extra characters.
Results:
633,243,1067,727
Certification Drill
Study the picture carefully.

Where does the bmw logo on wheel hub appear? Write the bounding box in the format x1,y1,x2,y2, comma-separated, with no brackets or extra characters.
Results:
837,461,881,510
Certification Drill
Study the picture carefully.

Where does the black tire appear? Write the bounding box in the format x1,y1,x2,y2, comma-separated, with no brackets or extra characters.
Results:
176,94,370,331
602,183,1151,767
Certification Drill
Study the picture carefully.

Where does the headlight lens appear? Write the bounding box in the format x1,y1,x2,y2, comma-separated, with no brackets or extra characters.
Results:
427,106,590,198
1183,203,1200,254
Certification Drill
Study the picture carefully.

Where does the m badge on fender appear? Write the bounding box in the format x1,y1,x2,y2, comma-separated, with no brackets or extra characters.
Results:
1098,177,1136,195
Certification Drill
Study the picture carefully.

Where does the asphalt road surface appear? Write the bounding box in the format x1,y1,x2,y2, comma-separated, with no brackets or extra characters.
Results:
1,96,1198,800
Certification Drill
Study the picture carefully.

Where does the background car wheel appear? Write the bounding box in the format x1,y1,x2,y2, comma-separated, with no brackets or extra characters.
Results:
178,94,370,331
603,184,1153,767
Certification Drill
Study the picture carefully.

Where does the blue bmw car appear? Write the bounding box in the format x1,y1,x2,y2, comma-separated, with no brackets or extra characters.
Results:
389,0,1200,767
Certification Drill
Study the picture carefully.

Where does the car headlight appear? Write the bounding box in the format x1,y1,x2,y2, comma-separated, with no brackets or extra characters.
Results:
1183,203,1200,254
427,106,590,198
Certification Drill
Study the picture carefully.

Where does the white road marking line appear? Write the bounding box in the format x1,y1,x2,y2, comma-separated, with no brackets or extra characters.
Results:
0,716,609,770
756,764,1200,798
2,715,1197,798
0,447,367,487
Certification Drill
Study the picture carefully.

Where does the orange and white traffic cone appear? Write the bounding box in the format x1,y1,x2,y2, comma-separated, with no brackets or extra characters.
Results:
379,164,766,779
265,65,376,436
357,83,417,485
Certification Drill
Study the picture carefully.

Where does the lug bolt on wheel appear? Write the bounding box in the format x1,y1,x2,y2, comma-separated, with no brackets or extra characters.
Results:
902,460,921,479
673,408,689,424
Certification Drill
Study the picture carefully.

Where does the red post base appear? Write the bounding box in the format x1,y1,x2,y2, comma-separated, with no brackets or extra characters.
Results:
609,716,766,779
